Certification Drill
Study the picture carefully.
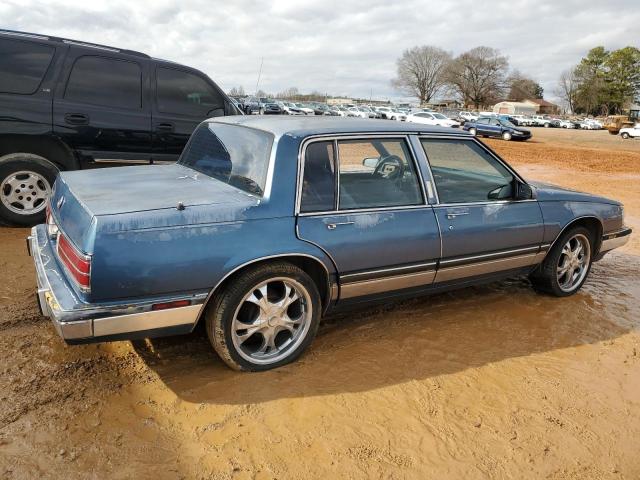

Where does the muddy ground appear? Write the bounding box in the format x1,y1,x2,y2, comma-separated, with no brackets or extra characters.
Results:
1,128,639,479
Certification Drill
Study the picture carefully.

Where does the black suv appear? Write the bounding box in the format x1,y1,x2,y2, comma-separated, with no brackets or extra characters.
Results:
0,30,241,225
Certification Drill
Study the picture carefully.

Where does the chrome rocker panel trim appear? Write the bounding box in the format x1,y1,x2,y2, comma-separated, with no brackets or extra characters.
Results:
28,225,205,342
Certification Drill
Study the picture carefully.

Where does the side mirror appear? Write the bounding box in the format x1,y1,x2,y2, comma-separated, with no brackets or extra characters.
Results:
515,182,534,200
362,157,379,168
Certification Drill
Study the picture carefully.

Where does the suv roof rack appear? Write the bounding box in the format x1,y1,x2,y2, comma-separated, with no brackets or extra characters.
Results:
0,29,150,59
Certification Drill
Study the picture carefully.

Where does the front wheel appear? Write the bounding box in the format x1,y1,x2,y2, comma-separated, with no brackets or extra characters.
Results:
621,132,630,139
469,128,477,136
206,262,321,371
502,131,512,141
530,227,593,297
0,153,58,226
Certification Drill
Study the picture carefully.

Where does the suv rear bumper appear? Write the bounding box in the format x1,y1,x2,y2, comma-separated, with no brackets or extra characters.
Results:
28,225,207,343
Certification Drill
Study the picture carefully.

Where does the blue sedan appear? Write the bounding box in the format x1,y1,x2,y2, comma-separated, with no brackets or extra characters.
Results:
29,116,631,371
463,116,532,141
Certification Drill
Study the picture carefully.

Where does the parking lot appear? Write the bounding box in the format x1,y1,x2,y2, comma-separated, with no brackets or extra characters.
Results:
1,128,638,479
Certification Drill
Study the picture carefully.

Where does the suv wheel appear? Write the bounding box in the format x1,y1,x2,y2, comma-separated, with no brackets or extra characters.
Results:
206,261,322,371
502,131,512,141
0,153,59,226
530,226,593,297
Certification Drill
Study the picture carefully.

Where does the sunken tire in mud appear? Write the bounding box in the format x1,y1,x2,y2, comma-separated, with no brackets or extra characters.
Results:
530,226,594,297
205,262,322,371
0,153,58,226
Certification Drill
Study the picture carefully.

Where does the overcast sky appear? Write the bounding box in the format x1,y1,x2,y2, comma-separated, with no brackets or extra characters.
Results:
2,0,638,102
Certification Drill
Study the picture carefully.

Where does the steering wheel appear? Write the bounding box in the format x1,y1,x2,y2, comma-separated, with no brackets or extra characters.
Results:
373,155,404,181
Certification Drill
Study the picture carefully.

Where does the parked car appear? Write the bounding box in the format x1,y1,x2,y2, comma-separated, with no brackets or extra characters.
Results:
559,119,575,129
295,103,315,115
29,116,630,371
463,117,532,141
263,100,283,115
406,112,460,128
459,111,478,123
242,97,262,114
580,119,603,130
0,30,240,226
620,123,640,139
280,102,305,115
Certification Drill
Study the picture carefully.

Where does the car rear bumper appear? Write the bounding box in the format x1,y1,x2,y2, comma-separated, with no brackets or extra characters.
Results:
28,225,207,343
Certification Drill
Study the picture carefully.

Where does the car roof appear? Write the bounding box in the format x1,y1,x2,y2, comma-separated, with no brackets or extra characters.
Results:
208,115,468,137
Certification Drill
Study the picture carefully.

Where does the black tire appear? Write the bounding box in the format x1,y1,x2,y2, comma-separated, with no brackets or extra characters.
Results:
205,261,322,371
502,131,512,141
469,128,477,136
530,226,594,297
0,153,59,226
621,132,630,139
544,122,550,128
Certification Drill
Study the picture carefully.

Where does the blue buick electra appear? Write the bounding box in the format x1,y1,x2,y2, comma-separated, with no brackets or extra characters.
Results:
28,116,631,371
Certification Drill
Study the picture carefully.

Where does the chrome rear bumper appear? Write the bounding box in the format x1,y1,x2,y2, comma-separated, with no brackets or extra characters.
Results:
28,225,206,343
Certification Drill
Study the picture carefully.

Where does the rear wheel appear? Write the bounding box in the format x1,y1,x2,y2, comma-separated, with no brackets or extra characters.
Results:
502,131,512,141
469,128,477,136
0,153,58,226
530,226,593,297
206,262,321,371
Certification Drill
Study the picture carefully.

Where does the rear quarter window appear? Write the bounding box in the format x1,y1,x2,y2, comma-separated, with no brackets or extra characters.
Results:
0,38,55,95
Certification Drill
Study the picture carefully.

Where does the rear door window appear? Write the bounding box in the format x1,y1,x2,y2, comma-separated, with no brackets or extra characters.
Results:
0,38,55,94
156,67,224,116
64,56,142,109
300,141,336,213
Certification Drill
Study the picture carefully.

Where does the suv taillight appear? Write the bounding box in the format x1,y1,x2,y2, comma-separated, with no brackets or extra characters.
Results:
57,233,91,291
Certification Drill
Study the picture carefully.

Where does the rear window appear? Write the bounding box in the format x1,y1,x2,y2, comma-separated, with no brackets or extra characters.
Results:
0,38,55,94
64,56,142,109
179,123,273,197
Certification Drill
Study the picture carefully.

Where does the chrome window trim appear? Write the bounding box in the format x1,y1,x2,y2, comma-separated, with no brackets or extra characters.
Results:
295,133,429,216
417,135,530,206
298,204,428,217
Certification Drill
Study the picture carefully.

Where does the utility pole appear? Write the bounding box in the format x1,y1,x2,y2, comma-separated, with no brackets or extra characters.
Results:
255,57,264,95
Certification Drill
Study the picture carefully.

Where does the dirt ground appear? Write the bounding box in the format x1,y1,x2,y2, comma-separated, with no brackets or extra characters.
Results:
1,128,639,479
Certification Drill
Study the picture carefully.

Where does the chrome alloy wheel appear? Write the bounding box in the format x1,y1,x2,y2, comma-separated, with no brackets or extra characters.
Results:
556,233,591,292
231,277,312,365
1,170,51,215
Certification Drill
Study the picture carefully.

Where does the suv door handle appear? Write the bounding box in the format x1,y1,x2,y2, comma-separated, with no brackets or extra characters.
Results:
156,123,175,132
64,113,89,125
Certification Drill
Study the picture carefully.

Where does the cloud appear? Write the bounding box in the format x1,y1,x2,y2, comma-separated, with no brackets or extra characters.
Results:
1,0,638,102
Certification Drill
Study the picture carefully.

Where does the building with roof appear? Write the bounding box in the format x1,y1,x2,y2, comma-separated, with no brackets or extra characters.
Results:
492,101,537,115
523,98,560,115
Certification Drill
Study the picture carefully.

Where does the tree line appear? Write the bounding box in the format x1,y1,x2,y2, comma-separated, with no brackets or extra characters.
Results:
557,46,640,115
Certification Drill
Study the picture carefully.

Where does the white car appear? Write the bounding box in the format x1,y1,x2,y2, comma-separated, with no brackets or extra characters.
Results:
377,107,406,121
580,119,602,130
281,102,306,115
620,123,640,139
559,119,575,129
347,107,375,119
407,112,460,128
294,103,315,115
459,111,478,122
530,115,551,127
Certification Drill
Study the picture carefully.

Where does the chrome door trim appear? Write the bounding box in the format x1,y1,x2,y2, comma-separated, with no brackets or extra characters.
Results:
341,270,436,299
435,252,541,283
341,261,437,281
439,244,544,267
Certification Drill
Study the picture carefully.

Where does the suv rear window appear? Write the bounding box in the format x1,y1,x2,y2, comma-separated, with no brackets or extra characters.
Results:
0,38,55,95
179,123,273,197
156,67,224,116
64,56,142,109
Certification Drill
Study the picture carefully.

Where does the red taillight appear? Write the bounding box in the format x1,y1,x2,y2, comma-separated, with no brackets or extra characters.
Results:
57,233,91,291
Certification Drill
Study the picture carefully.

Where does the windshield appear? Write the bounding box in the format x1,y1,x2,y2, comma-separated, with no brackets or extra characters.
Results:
433,113,447,119
499,119,517,128
179,123,274,197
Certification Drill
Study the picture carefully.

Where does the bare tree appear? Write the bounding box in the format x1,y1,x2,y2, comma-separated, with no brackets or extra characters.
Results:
228,86,245,96
556,68,579,114
391,46,452,104
507,70,543,101
446,46,509,109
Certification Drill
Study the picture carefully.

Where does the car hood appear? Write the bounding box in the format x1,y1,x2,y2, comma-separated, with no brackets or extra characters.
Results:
51,164,260,250
530,181,620,205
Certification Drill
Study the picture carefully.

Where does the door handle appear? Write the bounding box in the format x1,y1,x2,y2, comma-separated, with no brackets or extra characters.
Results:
327,221,354,230
446,212,469,219
64,113,89,125
156,123,175,132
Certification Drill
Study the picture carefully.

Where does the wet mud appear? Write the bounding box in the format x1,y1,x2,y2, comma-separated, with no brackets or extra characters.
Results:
1,128,639,479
